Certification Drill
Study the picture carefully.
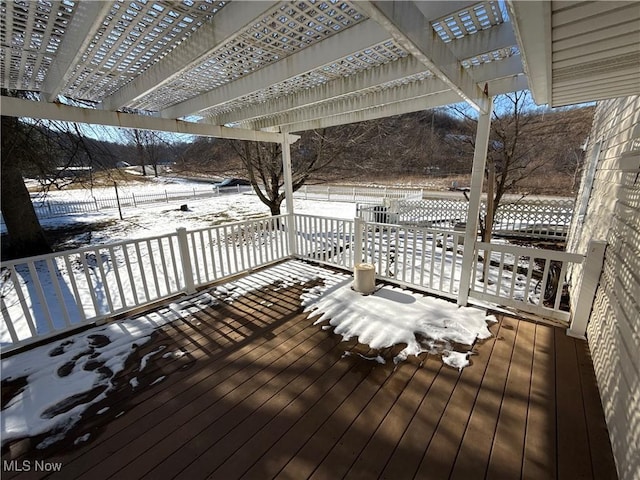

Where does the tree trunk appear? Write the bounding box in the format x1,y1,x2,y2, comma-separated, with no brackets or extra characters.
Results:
1,153,51,259
269,203,281,216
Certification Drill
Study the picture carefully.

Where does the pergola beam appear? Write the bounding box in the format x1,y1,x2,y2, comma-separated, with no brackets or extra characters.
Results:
0,96,285,143
507,1,552,105
255,73,526,132
160,19,391,119
100,1,280,111
248,78,450,129
211,25,519,126
447,22,517,62
285,90,462,133
42,2,113,102
210,56,429,125
360,1,490,113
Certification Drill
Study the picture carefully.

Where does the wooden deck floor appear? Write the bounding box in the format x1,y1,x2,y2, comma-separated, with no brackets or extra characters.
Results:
2,265,617,480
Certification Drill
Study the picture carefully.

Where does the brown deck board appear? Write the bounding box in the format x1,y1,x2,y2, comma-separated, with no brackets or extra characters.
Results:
448,318,518,480
486,318,536,479
344,358,440,480
239,343,377,479
378,360,459,479
1,264,618,480
308,359,420,480
104,320,327,479
522,323,557,480
555,328,594,480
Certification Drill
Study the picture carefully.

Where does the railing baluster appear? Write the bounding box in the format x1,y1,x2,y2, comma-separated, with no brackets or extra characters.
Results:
156,238,171,296
79,251,101,316
62,254,87,322
449,233,458,294
45,257,73,328
27,261,56,333
134,242,151,303
107,246,126,309
199,231,209,283
121,244,139,305
554,261,569,311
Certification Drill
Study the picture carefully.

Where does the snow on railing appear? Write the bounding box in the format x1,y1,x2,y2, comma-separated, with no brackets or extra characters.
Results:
0,215,290,352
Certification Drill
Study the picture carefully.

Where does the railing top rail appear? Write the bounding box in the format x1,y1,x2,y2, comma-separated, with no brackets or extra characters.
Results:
184,213,288,235
294,213,356,223
0,231,181,267
360,218,466,237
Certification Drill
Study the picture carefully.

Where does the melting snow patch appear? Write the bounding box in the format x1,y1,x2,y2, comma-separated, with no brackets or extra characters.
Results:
306,282,495,367
74,433,91,445
342,351,386,364
0,288,216,449
442,351,470,371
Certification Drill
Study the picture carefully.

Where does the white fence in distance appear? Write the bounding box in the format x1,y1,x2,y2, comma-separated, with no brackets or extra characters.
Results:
9,185,253,222
357,197,575,240
296,185,423,203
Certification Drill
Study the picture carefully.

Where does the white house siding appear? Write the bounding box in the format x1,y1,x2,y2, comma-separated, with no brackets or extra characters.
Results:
566,95,640,480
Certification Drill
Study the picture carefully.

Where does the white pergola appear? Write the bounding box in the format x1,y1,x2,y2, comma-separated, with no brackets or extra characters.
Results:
2,0,639,302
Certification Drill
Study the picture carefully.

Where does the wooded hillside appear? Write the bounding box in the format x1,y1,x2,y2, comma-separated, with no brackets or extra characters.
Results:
173,100,595,195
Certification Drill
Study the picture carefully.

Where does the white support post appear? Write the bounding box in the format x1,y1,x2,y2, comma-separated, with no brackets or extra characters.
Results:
458,97,493,306
176,227,196,294
282,132,297,256
354,216,365,265
568,240,607,339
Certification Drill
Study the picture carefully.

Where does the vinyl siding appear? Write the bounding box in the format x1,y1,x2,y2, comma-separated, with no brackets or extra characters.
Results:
566,95,640,480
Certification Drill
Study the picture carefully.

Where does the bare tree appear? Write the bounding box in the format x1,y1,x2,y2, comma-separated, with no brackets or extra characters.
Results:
120,128,168,177
449,91,592,242
1,115,52,258
231,125,368,216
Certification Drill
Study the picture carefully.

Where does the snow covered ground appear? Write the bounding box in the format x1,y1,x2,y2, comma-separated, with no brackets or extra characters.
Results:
3,177,357,244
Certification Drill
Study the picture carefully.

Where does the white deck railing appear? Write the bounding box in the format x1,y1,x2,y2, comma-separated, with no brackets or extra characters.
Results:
293,215,593,321
294,214,356,268
1,212,601,353
0,215,289,352
470,242,585,322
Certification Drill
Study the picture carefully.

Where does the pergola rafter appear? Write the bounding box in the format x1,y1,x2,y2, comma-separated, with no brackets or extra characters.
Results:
100,1,281,111
357,1,491,114
1,0,636,134
159,18,392,119
42,2,119,103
